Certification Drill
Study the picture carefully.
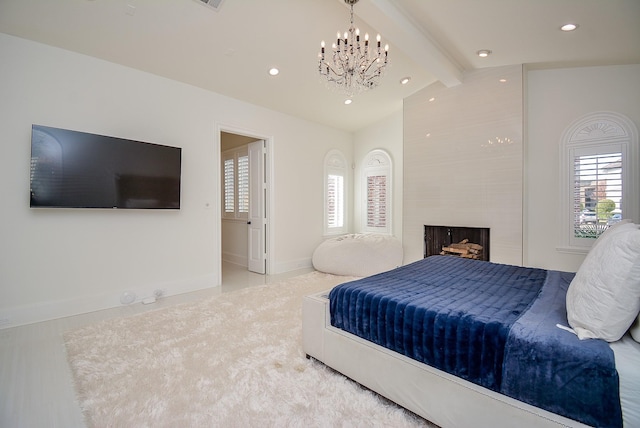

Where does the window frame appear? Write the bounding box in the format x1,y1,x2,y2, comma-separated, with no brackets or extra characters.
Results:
324,149,348,236
559,112,638,253
222,146,249,221
362,149,392,235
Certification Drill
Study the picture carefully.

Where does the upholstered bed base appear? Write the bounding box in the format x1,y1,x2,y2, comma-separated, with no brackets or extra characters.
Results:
302,291,588,428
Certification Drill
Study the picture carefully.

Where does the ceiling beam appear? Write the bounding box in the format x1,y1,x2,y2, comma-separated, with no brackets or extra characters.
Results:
353,0,463,87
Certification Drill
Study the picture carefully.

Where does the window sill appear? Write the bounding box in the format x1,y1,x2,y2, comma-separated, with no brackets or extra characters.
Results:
555,246,590,255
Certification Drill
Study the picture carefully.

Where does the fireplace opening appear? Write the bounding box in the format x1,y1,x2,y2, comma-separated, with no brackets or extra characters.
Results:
424,225,490,262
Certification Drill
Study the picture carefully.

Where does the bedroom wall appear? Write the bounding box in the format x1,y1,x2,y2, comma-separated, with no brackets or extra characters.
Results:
353,110,403,239
0,33,352,327
525,63,640,272
403,65,524,265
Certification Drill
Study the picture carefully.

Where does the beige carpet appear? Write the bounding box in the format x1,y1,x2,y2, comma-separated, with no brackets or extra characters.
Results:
64,271,435,427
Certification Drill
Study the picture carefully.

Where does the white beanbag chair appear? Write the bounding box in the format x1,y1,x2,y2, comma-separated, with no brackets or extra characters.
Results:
312,233,403,277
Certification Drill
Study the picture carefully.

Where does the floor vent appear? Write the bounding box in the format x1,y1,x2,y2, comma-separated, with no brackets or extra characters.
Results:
195,0,224,11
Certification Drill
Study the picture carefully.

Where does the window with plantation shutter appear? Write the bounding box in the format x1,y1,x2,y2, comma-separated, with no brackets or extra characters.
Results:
327,174,344,229
572,151,622,238
560,112,638,250
222,147,249,220
223,158,234,214
324,150,347,235
238,155,249,213
367,175,387,228
362,150,392,234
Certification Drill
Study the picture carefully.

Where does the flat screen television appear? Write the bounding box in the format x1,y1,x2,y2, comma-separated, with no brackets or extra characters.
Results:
30,125,182,209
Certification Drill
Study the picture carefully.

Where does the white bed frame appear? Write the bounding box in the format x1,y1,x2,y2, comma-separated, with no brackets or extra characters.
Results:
302,291,589,428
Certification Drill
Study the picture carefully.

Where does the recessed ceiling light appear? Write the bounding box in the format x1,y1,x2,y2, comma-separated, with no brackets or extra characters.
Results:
499,78,507,83
400,77,411,85
428,97,436,102
477,50,492,58
344,99,352,105
560,23,578,32
268,67,280,76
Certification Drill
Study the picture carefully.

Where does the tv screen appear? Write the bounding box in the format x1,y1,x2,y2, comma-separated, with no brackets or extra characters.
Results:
30,125,182,209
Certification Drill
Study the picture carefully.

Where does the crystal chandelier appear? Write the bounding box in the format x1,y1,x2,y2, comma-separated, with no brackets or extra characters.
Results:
318,0,389,97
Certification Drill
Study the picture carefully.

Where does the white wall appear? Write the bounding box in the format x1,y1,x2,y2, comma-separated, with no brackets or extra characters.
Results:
525,64,640,272
353,110,403,239
403,65,524,265
0,34,352,327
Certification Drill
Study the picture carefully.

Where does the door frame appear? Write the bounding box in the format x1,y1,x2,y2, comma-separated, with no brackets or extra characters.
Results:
216,123,274,281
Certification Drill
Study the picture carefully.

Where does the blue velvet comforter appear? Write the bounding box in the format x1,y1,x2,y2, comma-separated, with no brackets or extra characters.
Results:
329,256,622,427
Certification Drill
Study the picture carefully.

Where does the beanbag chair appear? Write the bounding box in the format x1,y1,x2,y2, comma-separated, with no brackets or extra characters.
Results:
312,233,403,277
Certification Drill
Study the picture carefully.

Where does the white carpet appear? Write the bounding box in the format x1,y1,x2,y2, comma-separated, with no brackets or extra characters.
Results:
64,272,435,427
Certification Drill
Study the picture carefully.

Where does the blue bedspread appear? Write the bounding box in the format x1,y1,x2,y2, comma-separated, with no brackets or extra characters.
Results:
329,256,622,427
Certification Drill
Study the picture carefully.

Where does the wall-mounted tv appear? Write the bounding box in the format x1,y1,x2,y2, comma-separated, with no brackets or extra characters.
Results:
30,125,182,209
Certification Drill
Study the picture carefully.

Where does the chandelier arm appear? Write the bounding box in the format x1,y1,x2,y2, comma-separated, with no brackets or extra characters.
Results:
361,60,381,76
321,62,347,78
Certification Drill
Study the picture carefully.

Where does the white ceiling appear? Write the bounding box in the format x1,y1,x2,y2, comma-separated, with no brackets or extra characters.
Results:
1,0,638,132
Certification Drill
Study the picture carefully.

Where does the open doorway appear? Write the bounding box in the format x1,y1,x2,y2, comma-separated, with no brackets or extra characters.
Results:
219,128,271,279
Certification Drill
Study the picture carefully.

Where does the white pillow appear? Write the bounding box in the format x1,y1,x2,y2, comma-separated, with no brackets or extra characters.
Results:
589,219,632,251
566,222,640,342
630,313,640,343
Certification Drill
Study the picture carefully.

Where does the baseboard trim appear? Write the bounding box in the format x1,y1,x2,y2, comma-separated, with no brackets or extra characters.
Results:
274,257,313,275
222,251,248,267
0,273,218,330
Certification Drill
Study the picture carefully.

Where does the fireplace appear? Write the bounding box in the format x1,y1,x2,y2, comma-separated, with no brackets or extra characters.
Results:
424,225,490,261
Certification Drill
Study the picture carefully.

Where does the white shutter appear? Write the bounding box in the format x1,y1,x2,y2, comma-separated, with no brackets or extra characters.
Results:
324,150,348,235
223,158,234,214
367,175,387,228
222,147,249,219
327,174,344,229
237,155,249,213
362,150,392,234
572,149,622,239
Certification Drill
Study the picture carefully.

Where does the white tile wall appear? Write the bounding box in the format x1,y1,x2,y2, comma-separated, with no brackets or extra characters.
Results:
403,65,524,265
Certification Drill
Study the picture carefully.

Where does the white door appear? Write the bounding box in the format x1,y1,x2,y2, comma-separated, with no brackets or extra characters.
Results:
248,140,266,274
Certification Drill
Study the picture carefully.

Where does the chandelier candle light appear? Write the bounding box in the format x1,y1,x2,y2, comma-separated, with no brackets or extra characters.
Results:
319,0,389,97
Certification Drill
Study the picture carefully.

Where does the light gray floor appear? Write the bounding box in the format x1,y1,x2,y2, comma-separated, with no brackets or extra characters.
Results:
0,262,313,428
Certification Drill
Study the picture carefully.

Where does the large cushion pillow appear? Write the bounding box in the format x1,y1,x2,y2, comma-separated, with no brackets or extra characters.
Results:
566,222,640,341
312,233,403,277
589,219,631,251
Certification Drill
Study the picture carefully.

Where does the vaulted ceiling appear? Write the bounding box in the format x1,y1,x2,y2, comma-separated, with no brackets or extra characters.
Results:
1,0,638,132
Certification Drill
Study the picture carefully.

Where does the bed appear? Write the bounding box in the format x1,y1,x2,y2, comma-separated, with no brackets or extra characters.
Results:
302,222,640,428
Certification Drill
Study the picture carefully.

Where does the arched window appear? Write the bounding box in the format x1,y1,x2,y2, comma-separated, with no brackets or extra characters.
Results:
362,149,392,235
324,150,348,235
559,112,638,250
